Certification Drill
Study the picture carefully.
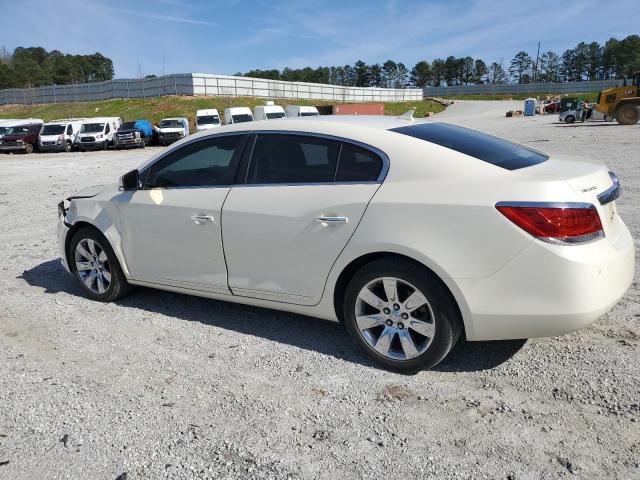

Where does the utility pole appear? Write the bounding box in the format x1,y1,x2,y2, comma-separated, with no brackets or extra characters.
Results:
534,41,541,83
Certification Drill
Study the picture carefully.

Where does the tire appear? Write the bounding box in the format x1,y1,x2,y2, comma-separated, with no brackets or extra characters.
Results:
565,115,575,124
140,139,146,149
64,141,71,152
615,105,640,125
69,227,132,302
24,143,34,154
343,258,462,372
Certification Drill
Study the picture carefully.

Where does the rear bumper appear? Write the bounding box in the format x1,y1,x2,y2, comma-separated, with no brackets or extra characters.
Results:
454,219,635,341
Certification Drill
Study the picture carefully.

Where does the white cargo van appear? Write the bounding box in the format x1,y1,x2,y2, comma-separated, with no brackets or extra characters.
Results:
155,117,190,146
39,118,85,152
254,104,286,120
285,105,320,117
223,107,253,125
195,109,221,131
75,117,122,150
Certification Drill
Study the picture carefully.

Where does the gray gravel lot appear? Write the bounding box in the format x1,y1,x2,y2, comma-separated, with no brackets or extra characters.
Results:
0,101,638,479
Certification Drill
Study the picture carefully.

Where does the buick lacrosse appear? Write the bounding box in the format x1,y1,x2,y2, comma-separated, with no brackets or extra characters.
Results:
57,116,634,371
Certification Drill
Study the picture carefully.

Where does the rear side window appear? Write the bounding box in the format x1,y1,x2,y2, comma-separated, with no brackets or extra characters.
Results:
336,143,383,182
247,134,339,184
391,123,548,170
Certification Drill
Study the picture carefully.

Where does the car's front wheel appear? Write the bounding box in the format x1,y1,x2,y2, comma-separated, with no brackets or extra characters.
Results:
343,258,462,372
70,227,132,302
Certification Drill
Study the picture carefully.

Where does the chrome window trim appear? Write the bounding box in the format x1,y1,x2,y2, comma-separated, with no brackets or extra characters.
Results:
137,129,390,189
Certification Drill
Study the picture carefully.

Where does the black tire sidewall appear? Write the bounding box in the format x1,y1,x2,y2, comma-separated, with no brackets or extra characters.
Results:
342,259,461,371
69,227,128,302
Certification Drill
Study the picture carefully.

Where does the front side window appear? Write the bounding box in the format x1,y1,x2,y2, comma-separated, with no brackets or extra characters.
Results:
246,134,340,184
336,143,383,182
145,135,244,188
66,124,73,135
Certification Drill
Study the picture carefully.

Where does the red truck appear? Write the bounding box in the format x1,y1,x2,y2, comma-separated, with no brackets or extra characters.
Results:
0,121,43,154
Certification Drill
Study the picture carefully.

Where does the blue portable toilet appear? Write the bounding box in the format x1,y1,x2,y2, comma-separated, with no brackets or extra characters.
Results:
524,98,536,116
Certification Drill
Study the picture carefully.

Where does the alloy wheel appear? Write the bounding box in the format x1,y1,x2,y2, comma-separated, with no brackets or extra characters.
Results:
355,277,435,361
74,238,112,294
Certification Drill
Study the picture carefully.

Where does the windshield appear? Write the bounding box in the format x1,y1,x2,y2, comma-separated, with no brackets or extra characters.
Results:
6,126,31,135
81,123,105,133
197,115,220,125
391,123,548,171
265,112,286,119
159,120,184,128
120,122,136,130
300,112,319,117
232,114,252,123
42,124,66,135
0,127,6,136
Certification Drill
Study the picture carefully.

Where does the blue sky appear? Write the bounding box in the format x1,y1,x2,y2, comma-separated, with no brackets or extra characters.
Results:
1,0,638,78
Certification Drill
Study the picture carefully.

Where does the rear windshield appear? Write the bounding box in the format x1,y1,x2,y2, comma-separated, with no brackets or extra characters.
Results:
265,112,285,119
300,112,319,117
197,115,220,125
391,123,548,170
232,114,252,123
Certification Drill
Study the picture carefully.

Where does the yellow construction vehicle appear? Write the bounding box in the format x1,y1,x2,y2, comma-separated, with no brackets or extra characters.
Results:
594,72,640,125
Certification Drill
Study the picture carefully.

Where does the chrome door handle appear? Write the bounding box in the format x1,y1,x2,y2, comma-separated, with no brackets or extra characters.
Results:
315,216,348,225
191,214,215,223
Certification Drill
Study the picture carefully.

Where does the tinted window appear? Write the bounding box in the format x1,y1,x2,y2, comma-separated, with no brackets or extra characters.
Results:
42,124,65,135
265,112,285,119
105,123,110,134
232,114,252,123
391,123,548,170
67,124,73,135
146,136,243,188
247,134,339,184
120,122,136,130
197,115,220,125
336,143,383,182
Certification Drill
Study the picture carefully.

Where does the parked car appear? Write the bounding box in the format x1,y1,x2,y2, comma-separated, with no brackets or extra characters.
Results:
195,109,221,131
39,119,85,153
75,117,122,151
560,107,611,123
254,104,286,120
544,102,560,114
155,117,190,146
0,120,44,154
223,107,253,125
56,116,634,371
114,119,154,149
285,105,320,117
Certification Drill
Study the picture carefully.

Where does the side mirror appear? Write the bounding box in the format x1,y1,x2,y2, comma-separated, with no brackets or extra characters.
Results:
119,169,140,190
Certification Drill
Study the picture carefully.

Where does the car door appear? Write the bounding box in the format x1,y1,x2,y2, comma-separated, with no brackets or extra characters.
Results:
117,134,247,294
221,133,386,305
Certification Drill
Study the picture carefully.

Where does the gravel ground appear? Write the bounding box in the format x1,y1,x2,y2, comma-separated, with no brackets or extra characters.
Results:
0,102,638,480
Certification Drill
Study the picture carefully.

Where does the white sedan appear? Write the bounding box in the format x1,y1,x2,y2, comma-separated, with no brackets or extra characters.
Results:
57,116,634,371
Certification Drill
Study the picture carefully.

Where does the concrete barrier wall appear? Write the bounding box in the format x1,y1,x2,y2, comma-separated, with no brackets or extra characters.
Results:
0,73,422,105
423,79,624,97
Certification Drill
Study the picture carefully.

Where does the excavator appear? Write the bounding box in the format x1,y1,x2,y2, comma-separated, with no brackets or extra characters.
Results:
594,72,640,125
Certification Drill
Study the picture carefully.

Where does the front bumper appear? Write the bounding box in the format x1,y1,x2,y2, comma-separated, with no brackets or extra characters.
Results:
76,141,106,150
454,218,635,341
39,142,66,152
114,137,143,147
57,202,71,273
0,143,27,152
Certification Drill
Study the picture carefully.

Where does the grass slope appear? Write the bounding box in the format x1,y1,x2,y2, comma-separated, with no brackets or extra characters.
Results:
0,96,444,124
442,92,600,102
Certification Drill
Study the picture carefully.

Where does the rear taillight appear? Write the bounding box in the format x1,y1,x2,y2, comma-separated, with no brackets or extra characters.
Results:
496,202,603,245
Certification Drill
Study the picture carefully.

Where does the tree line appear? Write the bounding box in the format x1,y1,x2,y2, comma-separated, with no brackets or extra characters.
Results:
0,47,115,89
237,34,640,88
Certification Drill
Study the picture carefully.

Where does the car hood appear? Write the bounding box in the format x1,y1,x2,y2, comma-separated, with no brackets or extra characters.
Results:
67,185,105,200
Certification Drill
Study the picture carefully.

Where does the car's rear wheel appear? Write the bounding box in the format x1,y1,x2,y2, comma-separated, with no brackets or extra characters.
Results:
343,258,462,372
565,115,575,124
70,227,132,302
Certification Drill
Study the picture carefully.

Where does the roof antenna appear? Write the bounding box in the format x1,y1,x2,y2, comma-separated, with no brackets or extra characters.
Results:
397,109,415,122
